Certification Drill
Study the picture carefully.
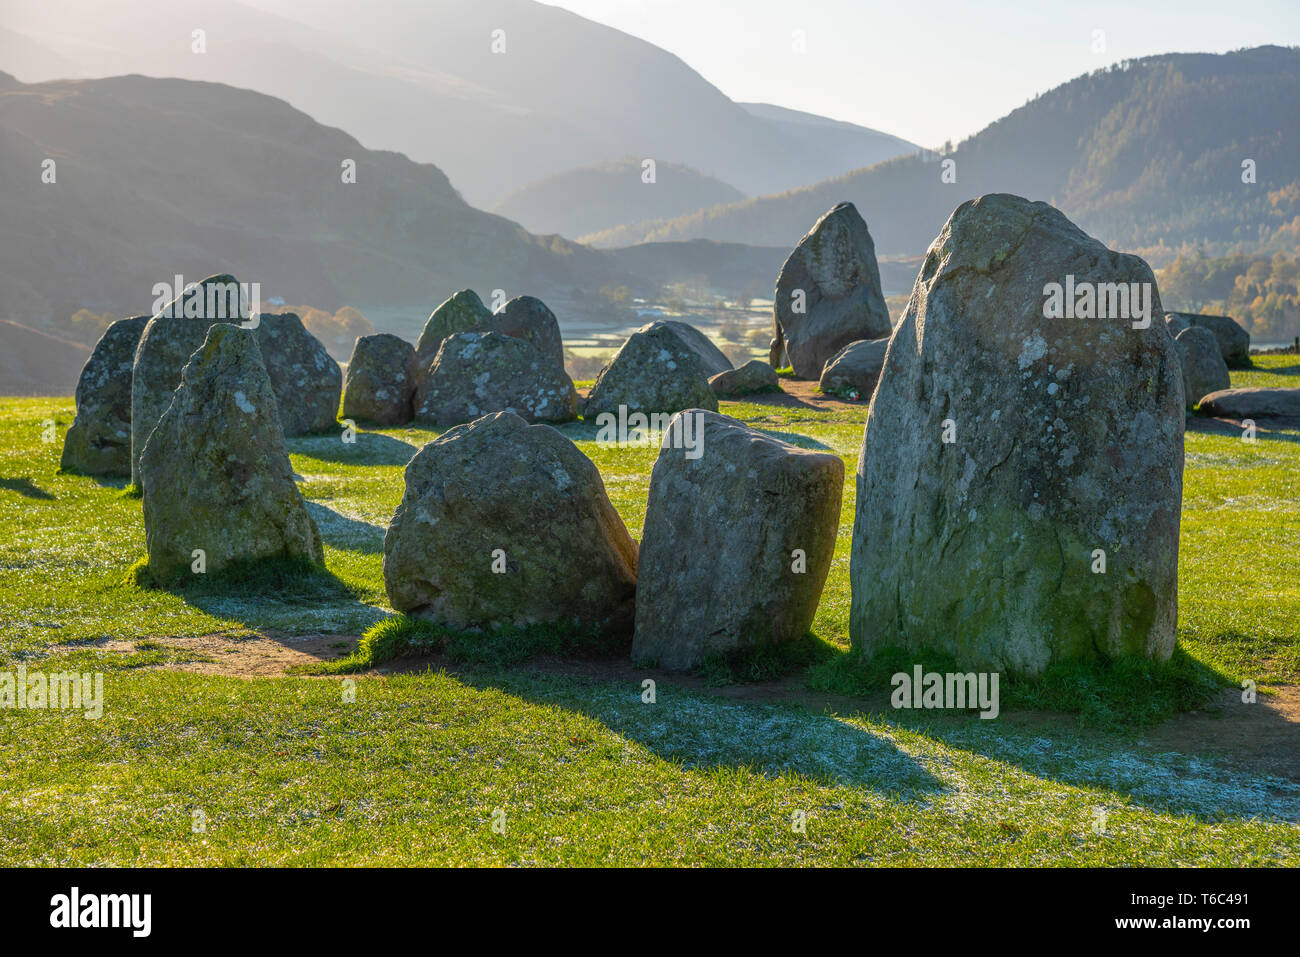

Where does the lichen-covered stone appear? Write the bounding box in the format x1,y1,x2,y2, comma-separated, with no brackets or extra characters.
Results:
383,411,638,635
771,203,892,378
139,324,323,581
60,315,149,476
818,337,890,398
131,274,249,486
583,324,718,419
850,194,1184,676
253,312,342,434
709,359,779,396
1174,325,1230,407
414,331,578,425
494,296,566,371
415,289,493,370
636,320,732,378
1199,387,1300,423
633,411,843,670
342,333,419,425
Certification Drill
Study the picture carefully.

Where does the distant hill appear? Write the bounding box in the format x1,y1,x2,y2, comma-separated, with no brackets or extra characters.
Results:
739,103,920,174
3,0,919,207
0,72,629,327
493,159,746,241
590,47,1300,262
0,320,90,395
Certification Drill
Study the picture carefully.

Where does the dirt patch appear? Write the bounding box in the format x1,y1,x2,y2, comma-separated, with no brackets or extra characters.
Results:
126,633,359,677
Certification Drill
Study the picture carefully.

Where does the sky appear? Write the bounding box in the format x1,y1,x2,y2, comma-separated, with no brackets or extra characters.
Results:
543,0,1300,148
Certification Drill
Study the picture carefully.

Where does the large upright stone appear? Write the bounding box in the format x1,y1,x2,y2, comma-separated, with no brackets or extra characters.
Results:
139,324,323,581
342,333,419,425
633,411,843,670
414,331,578,425
415,289,493,370
383,411,638,635
131,274,248,486
850,194,1184,676
494,296,566,371
582,323,719,419
253,312,342,435
1167,312,1250,368
60,315,149,476
636,320,732,378
771,203,892,379
1174,325,1231,407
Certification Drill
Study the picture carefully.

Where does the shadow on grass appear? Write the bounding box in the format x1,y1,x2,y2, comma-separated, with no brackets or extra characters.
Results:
0,477,55,500
306,501,386,555
1188,415,1300,443
309,615,943,797
126,554,376,633
288,431,421,467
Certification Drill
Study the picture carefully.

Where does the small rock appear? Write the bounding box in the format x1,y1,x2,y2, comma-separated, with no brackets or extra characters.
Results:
342,333,419,426
819,337,890,398
709,359,779,396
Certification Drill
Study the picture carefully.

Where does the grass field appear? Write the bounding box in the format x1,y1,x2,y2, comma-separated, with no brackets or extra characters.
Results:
1,356,1297,865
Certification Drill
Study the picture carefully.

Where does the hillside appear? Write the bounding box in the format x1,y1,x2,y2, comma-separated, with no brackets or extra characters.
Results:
0,320,90,395
3,0,919,207
493,158,745,241
0,71,627,327
589,47,1300,261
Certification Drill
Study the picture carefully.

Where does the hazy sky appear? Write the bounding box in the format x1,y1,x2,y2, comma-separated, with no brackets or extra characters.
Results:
544,0,1300,147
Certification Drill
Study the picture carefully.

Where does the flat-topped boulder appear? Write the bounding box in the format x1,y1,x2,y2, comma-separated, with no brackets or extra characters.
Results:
635,320,732,378
771,202,892,378
1167,312,1250,368
61,315,149,476
633,410,843,670
415,289,493,370
850,194,1184,676
1199,387,1300,423
139,324,323,581
252,312,342,435
342,333,419,425
1174,325,1230,407
709,359,779,396
818,337,890,398
383,411,638,635
414,331,578,425
583,323,718,419
494,296,565,371
131,274,250,486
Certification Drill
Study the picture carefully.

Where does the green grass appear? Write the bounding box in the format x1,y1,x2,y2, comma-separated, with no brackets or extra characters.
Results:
1,370,1297,866
1223,353,1300,389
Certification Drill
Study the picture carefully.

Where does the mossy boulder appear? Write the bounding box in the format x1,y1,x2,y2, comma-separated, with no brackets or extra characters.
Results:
414,331,577,425
342,333,419,425
252,312,342,434
61,315,149,476
583,324,718,419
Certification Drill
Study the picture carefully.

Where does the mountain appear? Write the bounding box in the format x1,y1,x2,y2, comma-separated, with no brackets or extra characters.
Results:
0,320,90,395
588,47,1300,263
492,158,745,242
0,71,626,328
739,103,920,174
2,0,919,208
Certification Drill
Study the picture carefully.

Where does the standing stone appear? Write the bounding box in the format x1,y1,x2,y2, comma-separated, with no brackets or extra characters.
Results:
60,315,149,476
253,312,342,434
582,323,719,419
414,331,578,425
1167,312,1251,368
709,359,779,396
771,202,892,379
1174,326,1231,407
139,324,323,582
342,333,419,425
633,410,843,670
415,289,493,370
636,320,732,378
494,296,566,371
383,411,638,635
818,337,891,398
850,194,1184,676
131,274,248,486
